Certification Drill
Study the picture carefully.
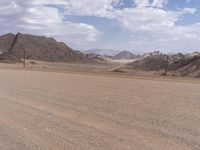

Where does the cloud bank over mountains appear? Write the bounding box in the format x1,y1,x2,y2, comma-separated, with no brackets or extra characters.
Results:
0,0,199,53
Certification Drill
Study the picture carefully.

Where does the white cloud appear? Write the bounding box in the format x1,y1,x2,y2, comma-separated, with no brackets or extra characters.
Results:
182,7,196,14
152,0,168,8
0,0,199,52
114,7,197,32
62,0,196,32
134,0,150,8
0,0,101,48
115,8,177,31
64,0,120,18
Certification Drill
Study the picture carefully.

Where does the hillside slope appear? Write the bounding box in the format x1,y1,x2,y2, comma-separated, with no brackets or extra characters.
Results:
116,51,200,77
0,33,15,53
0,33,94,63
112,51,140,60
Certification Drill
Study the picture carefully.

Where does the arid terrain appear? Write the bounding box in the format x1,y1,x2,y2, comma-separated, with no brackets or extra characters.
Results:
1,1,200,149
1,33,200,78
0,69,200,150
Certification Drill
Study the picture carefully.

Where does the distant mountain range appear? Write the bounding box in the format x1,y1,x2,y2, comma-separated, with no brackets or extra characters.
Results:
0,33,94,63
112,51,140,60
115,51,200,77
84,49,121,56
0,33,200,78
84,49,140,60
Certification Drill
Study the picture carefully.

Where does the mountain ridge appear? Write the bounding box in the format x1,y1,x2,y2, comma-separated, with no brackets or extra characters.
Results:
112,51,140,60
84,49,120,56
115,51,200,77
0,33,94,63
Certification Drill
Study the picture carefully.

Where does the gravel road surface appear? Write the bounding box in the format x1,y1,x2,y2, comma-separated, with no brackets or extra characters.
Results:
0,70,200,150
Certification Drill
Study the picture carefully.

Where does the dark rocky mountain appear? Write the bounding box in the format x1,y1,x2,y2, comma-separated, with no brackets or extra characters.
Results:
123,51,168,71
0,33,15,53
112,51,140,60
0,33,95,63
168,53,200,77
116,51,200,77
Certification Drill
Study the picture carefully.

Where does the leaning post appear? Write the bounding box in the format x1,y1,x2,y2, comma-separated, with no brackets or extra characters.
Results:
23,49,26,68
164,55,169,76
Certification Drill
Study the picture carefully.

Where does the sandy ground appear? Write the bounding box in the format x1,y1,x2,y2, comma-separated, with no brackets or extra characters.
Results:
0,69,200,150
1,61,199,82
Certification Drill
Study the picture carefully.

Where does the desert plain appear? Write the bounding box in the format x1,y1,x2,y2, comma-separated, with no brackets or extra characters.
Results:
0,64,199,150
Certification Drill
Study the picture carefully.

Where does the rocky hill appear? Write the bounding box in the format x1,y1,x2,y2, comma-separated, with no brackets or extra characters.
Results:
115,51,200,77
0,33,15,54
112,51,140,60
0,33,94,63
121,51,168,71
168,52,200,77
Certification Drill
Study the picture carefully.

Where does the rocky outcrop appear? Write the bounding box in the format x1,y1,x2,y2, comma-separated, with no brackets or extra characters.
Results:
0,33,95,63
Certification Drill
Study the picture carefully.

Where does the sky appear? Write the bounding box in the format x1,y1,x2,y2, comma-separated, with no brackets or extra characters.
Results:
0,0,200,54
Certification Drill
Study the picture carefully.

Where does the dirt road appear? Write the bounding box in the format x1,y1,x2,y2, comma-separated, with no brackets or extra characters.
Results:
0,69,199,150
